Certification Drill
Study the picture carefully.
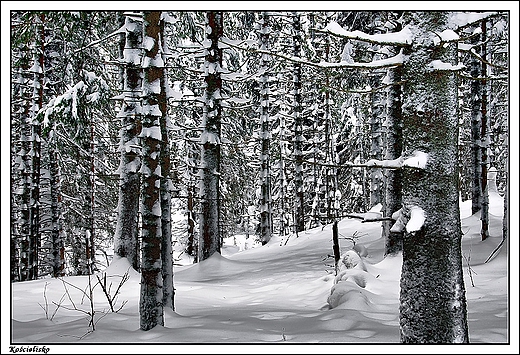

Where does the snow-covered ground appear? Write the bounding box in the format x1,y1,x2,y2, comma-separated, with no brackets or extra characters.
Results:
5,188,517,353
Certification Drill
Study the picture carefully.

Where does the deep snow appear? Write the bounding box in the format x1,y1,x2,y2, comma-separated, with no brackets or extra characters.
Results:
4,187,517,353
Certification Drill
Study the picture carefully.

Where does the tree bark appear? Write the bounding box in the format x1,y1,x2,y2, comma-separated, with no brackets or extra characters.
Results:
258,12,272,245
157,13,175,311
383,65,403,256
292,12,305,233
480,19,490,241
399,11,469,344
199,11,223,261
114,13,143,270
139,11,164,331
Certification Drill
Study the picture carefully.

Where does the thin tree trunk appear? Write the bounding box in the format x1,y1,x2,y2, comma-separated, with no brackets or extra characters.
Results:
470,25,482,215
480,19,490,241
158,13,174,311
49,146,65,277
199,11,223,261
114,13,143,270
139,11,164,331
28,13,45,280
292,12,305,233
383,65,403,256
369,72,384,208
258,12,272,245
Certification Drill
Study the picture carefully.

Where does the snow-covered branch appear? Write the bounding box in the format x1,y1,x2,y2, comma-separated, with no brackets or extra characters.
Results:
219,39,404,70
73,27,125,55
318,21,413,46
286,150,429,171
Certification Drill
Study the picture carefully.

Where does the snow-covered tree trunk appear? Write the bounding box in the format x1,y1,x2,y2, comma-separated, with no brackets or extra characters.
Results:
18,66,32,281
157,13,174,311
470,26,482,215
28,14,45,280
114,13,143,270
369,80,384,208
199,11,223,260
86,119,96,274
382,65,403,256
257,12,272,245
49,144,65,277
479,19,490,241
399,12,469,343
139,11,164,331
291,12,305,233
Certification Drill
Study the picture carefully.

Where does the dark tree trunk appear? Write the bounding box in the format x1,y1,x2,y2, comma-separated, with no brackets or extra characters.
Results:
258,11,272,245
292,12,305,233
480,19,489,241
139,11,165,331
49,147,65,277
399,11,469,344
383,65,403,256
199,11,223,261
470,26,482,216
157,14,174,311
114,13,143,270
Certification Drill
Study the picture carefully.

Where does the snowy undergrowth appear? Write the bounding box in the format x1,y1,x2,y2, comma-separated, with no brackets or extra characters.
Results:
9,194,509,347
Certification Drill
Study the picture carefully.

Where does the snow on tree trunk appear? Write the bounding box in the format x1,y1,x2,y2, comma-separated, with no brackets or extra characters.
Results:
28,14,45,280
198,11,223,261
502,136,508,241
18,84,32,281
49,144,65,277
139,11,164,331
382,65,403,256
480,19,490,241
157,12,174,310
114,13,143,270
291,12,305,233
369,45,385,209
470,25,482,216
399,12,469,343
257,12,273,245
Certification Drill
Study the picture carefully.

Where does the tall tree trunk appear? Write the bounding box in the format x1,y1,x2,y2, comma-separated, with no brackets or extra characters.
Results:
49,145,65,277
258,11,272,245
480,19,490,241
139,11,165,331
28,13,45,280
470,25,482,216
199,11,223,261
114,13,143,270
291,12,305,233
383,65,403,256
399,11,469,343
157,13,175,311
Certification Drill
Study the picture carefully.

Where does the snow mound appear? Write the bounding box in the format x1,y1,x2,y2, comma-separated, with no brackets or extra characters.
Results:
105,256,140,279
340,250,367,271
327,246,374,309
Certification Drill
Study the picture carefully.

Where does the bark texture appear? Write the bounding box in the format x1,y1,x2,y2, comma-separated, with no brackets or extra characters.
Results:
399,12,469,344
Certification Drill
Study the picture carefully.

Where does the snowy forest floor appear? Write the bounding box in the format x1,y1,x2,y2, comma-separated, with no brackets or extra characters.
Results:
8,192,511,350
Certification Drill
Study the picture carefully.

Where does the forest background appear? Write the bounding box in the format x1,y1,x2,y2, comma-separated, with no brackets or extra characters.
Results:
2,0,519,352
